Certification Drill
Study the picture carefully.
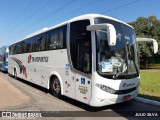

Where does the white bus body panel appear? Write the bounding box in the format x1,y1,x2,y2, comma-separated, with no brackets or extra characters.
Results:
8,49,92,104
9,49,68,92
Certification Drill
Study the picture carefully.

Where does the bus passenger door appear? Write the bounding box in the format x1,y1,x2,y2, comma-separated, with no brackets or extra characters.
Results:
75,39,92,104
69,20,92,104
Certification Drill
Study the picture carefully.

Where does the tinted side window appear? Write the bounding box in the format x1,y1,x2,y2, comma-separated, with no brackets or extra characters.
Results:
46,31,51,50
32,35,45,52
25,38,32,53
21,41,25,53
46,25,67,50
32,37,37,52
9,45,14,55
10,25,66,54
39,34,46,51
13,45,16,54
17,42,21,54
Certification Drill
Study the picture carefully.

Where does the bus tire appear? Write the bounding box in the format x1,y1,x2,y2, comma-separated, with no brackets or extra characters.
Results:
14,68,17,79
50,76,61,98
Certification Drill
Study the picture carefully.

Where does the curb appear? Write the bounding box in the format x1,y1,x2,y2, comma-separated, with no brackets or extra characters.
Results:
135,97,160,107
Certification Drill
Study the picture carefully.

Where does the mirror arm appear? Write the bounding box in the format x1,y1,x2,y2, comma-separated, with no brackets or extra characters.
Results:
87,24,116,46
136,38,158,54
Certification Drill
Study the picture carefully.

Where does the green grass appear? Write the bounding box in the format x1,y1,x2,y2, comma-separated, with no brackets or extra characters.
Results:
138,69,160,102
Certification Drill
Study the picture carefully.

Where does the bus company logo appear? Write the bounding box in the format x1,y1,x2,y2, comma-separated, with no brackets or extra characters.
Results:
123,83,135,87
28,54,32,63
28,54,49,63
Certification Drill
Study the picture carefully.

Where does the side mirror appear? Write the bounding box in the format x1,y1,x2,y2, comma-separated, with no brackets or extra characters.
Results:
87,24,116,46
136,38,158,54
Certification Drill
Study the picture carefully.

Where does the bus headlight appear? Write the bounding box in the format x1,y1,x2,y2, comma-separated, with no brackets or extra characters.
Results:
95,84,116,94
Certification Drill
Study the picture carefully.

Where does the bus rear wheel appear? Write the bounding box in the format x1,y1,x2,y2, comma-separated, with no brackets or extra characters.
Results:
50,76,61,98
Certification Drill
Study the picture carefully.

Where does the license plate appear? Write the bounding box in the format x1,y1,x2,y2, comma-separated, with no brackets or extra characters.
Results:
123,95,131,101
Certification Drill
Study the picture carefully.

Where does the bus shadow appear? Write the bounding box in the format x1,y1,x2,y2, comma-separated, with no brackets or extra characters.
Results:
60,96,112,111
60,96,136,118
60,95,134,111
8,74,49,94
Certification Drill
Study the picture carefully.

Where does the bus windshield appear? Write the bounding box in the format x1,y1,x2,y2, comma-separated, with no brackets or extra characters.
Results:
95,18,139,79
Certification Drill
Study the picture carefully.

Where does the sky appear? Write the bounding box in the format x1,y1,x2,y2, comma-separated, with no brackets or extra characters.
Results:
0,0,160,46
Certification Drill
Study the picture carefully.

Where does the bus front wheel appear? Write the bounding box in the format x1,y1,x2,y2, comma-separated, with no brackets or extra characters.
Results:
50,76,61,98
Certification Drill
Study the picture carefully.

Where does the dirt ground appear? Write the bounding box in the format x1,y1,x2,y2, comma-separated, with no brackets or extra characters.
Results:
0,73,30,109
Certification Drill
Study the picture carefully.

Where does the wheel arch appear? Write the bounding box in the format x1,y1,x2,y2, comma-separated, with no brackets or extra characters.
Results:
47,71,64,95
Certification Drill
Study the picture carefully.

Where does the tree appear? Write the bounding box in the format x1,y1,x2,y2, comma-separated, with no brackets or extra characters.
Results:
128,16,160,68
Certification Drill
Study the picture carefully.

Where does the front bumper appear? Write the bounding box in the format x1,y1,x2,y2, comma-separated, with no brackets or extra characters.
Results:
89,85,139,107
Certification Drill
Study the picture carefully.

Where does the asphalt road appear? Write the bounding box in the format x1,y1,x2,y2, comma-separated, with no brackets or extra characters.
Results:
0,72,160,120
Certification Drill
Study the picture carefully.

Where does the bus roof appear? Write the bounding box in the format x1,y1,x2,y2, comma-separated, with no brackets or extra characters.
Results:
10,14,133,45
68,14,133,28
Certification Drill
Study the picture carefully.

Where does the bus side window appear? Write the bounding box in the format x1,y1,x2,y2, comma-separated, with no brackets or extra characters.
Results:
46,31,52,50
14,45,17,54
12,45,16,55
21,41,25,53
40,34,46,51
50,29,58,50
32,37,37,52
35,36,42,52
59,30,64,48
46,25,67,51
9,45,14,55
25,38,32,53
18,42,23,54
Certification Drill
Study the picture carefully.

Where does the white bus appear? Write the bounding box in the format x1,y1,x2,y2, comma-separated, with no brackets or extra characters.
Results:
9,14,141,107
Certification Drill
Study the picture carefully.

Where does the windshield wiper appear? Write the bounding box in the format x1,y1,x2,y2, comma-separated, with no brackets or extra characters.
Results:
114,44,139,79
114,44,128,80
113,56,126,80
